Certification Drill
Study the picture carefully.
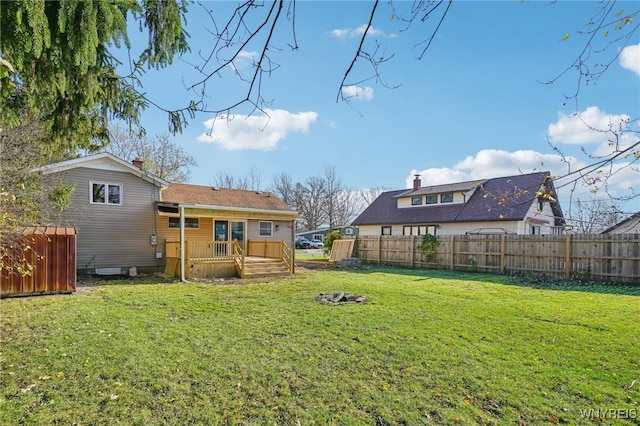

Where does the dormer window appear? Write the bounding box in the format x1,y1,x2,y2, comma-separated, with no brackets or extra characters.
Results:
441,192,453,203
426,194,438,204
411,196,423,206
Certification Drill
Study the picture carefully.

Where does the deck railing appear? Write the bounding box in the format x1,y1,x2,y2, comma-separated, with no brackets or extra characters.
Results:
247,240,293,273
165,239,292,278
233,241,245,278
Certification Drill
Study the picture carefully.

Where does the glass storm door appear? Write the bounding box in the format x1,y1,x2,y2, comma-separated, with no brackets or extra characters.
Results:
215,221,228,255
231,221,245,250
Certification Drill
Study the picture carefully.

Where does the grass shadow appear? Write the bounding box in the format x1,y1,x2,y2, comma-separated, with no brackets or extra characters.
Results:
339,263,640,296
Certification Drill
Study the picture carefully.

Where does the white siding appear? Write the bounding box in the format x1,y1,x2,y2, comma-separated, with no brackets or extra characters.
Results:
247,219,293,241
358,221,525,236
56,167,162,272
522,200,559,235
397,192,466,208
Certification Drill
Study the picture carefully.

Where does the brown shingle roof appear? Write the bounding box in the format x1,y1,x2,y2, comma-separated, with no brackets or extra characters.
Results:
161,183,295,213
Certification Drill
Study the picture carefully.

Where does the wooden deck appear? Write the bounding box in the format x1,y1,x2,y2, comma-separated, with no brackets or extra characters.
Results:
165,240,293,279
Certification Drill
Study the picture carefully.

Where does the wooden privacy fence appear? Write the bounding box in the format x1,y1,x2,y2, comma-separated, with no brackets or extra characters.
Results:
355,234,640,284
1,227,77,297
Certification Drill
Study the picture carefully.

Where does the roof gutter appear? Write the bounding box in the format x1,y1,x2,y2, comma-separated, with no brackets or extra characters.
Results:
163,202,299,217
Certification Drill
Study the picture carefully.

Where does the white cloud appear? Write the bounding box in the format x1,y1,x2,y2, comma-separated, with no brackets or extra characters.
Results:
342,85,374,101
198,109,318,151
547,106,631,145
329,25,383,40
406,149,578,189
228,50,257,71
620,43,640,77
547,106,637,158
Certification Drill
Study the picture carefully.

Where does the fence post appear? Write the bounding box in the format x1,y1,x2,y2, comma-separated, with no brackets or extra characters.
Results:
411,235,415,268
450,235,455,270
500,234,506,273
378,236,382,265
565,234,572,279
184,239,190,279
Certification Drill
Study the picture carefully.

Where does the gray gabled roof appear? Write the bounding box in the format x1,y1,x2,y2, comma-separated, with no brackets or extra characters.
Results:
601,212,640,234
352,172,564,226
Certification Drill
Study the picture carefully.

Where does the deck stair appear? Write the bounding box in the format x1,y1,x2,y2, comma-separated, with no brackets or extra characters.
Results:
242,257,291,278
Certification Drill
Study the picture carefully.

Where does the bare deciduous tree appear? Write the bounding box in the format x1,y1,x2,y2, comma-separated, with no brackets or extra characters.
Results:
105,124,197,182
269,172,297,207
566,197,624,234
295,178,327,231
213,165,263,190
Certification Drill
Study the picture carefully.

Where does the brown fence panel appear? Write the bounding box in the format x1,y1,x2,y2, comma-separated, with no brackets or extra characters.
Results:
1,227,77,297
355,234,640,284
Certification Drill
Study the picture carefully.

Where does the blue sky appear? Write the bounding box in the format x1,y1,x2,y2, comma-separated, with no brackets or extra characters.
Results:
121,1,640,214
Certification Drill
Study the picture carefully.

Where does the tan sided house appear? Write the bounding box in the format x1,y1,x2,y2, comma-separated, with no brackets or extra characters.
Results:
36,153,298,279
352,172,565,236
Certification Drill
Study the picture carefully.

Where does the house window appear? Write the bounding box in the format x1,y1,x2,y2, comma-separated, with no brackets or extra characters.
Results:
90,182,122,205
168,217,199,228
440,192,453,203
403,225,425,236
411,196,423,206
381,226,392,235
313,234,323,241
403,225,436,236
259,221,273,237
551,226,563,235
530,225,541,235
426,194,438,204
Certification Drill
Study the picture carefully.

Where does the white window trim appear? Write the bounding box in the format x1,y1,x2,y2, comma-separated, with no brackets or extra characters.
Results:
259,221,273,237
89,181,123,206
168,217,200,229
440,192,454,203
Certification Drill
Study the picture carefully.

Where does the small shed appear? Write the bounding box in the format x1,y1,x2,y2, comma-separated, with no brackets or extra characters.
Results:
1,226,77,297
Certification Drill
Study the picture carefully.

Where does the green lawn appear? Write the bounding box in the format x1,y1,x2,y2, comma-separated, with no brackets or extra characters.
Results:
1,268,638,425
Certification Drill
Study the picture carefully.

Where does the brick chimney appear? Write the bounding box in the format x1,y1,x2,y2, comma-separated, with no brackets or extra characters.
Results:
132,157,144,169
413,174,421,190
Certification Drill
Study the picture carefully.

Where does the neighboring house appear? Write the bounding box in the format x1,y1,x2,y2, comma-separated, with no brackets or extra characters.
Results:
601,212,640,234
296,226,359,242
352,172,565,236
36,153,298,278
296,228,331,243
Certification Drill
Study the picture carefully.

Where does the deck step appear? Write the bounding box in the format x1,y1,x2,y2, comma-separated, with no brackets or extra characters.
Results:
242,258,291,277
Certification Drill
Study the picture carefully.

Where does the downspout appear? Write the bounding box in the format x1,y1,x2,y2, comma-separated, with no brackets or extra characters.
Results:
180,206,187,282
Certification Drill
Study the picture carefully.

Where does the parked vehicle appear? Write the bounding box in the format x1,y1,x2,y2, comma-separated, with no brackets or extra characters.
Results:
310,239,324,249
295,237,311,249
